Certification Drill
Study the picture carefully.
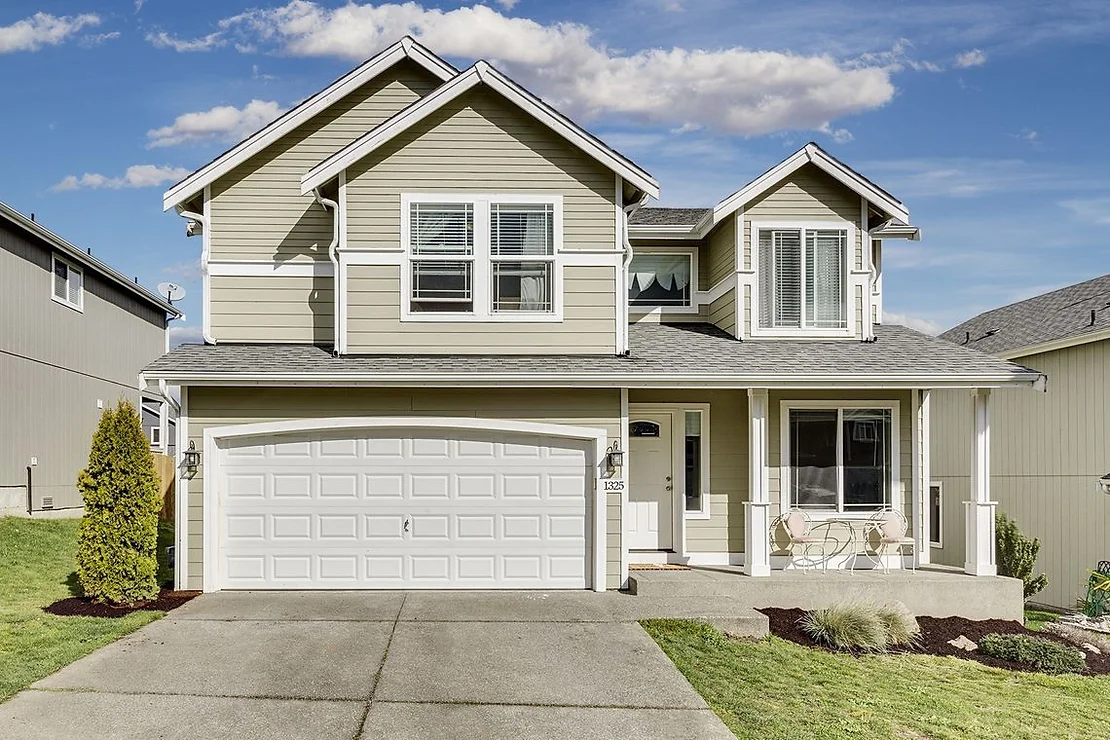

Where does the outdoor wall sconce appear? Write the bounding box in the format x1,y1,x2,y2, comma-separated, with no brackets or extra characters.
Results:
606,441,624,471
184,441,201,478
1098,472,1110,495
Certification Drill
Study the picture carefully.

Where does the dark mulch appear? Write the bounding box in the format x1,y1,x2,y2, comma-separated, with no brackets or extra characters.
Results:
44,589,200,618
760,607,1110,676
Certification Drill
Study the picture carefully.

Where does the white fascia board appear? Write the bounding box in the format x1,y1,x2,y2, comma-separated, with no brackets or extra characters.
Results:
301,62,660,198
996,327,1110,361
708,144,909,233
145,371,1045,390
162,37,456,211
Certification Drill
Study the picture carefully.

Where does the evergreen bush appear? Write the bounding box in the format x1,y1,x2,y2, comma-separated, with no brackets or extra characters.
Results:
75,400,162,605
996,513,1048,600
979,633,1085,674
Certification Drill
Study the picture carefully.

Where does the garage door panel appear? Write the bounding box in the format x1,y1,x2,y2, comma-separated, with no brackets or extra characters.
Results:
218,428,592,590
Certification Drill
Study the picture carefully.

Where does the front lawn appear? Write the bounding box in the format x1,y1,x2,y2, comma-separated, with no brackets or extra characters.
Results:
642,619,1110,740
0,518,165,702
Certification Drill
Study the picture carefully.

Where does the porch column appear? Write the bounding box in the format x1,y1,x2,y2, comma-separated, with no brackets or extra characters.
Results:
912,390,931,565
964,388,997,576
744,388,771,576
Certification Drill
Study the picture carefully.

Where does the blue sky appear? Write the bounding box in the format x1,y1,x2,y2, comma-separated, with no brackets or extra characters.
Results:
2,0,1108,342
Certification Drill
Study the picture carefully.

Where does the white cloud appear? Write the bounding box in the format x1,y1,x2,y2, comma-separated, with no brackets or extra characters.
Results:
1011,128,1038,143
168,324,205,346
494,0,519,9
883,311,943,335
0,12,100,53
146,29,225,52
817,122,853,144
147,100,286,148
181,2,896,137
80,31,121,48
1060,197,1110,225
858,157,1103,198
135,0,146,12
852,38,942,73
955,48,987,68
51,165,191,192
162,260,202,280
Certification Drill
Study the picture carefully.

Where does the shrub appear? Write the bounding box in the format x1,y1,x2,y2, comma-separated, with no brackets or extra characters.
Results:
76,401,162,605
979,633,1086,674
996,513,1048,600
876,602,921,646
801,604,889,651
693,622,730,650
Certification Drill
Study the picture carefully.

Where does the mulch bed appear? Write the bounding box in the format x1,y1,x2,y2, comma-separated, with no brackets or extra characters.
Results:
44,589,200,618
760,607,1110,676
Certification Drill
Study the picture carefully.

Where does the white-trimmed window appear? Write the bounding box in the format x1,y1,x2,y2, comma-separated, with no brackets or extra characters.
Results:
782,402,899,515
629,251,694,311
929,482,943,547
51,255,83,311
756,225,848,331
402,194,562,321
683,409,710,517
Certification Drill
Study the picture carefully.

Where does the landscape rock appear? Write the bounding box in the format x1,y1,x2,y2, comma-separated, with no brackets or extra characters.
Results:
947,635,977,652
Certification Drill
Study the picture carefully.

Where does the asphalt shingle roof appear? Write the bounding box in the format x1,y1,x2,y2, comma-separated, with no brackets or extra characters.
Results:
146,323,1038,383
940,274,1110,356
628,208,711,227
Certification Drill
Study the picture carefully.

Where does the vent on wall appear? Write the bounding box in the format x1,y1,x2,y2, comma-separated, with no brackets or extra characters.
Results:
41,496,54,510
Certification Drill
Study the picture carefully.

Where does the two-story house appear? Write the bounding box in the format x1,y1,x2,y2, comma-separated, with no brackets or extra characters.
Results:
0,201,181,516
146,38,1043,595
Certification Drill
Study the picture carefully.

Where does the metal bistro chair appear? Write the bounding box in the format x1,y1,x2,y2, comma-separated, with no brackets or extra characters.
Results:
776,510,831,574
867,508,917,574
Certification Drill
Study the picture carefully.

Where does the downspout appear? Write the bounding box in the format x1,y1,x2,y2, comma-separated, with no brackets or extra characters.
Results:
312,187,341,355
620,193,649,355
175,205,215,345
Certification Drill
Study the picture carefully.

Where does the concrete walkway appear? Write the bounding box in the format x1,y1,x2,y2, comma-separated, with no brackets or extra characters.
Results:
0,591,739,739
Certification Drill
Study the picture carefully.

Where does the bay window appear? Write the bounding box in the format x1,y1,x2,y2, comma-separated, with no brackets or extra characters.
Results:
757,226,848,330
784,404,896,514
629,251,694,310
403,195,560,320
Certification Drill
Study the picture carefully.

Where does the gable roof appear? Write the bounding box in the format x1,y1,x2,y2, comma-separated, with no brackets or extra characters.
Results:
0,201,181,318
629,207,711,227
162,37,457,211
300,60,659,198
707,142,909,230
940,273,1110,358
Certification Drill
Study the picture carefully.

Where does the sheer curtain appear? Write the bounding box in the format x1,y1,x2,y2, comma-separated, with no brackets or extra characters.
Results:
519,210,549,310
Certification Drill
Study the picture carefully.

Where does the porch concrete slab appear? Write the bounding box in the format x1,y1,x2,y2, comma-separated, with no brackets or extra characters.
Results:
173,590,405,621
33,618,392,700
375,621,708,709
361,702,735,740
0,691,363,740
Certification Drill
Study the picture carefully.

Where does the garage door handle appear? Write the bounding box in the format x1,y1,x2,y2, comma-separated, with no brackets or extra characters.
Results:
403,518,411,533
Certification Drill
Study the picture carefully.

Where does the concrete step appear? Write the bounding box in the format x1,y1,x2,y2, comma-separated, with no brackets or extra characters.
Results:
628,571,735,597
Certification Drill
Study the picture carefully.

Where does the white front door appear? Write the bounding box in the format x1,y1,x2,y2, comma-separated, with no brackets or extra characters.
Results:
626,414,673,550
217,428,591,590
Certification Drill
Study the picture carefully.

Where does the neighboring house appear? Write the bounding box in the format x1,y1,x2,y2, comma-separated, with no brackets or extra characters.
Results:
931,275,1110,608
145,38,1043,595
0,201,182,516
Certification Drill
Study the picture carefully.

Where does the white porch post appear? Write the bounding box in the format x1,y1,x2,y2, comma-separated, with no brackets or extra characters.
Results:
744,388,771,576
912,389,932,565
964,388,997,576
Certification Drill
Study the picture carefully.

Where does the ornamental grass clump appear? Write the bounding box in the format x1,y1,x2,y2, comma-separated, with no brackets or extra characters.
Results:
979,633,1086,674
876,602,921,647
801,603,889,652
75,401,162,606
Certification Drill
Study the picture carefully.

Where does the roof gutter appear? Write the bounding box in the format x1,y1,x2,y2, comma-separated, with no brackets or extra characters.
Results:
312,186,342,355
620,191,650,354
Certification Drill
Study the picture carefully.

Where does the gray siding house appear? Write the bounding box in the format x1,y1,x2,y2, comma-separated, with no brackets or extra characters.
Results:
0,201,182,516
931,275,1110,608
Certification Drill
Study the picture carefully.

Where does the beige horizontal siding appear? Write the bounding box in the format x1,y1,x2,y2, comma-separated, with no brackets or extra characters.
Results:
210,275,333,344
345,264,617,354
709,288,736,337
345,87,616,252
628,390,749,554
184,387,622,591
931,340,1110,607
706,214,737,286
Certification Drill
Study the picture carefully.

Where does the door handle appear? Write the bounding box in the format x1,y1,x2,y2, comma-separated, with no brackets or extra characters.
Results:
665,476,672,482
665,485,673,491
403,518,411,533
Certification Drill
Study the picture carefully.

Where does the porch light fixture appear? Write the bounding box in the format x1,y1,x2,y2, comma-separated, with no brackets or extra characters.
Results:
1099,472,1110,495
606,441,624,471
183,441,201,477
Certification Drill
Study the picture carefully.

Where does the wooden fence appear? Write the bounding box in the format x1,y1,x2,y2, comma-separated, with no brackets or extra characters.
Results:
153,453,176,522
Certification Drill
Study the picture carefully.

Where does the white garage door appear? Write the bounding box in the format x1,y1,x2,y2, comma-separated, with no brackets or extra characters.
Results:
217,428,592,590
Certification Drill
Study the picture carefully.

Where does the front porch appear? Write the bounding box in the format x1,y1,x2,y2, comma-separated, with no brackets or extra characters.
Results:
627,564,1023,621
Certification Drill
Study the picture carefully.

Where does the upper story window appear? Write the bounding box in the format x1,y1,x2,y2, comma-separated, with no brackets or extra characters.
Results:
757,226,847,331
403,195,561,321
51,255,83,311
629,250,695,311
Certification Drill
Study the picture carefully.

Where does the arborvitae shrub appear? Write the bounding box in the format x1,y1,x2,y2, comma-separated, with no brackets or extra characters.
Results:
996,513,1048,600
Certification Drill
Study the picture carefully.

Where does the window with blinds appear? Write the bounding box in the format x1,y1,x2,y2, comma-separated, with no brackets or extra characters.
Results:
758,227,846,330
409,203,474,312
491,203,554,312
51,256,83,310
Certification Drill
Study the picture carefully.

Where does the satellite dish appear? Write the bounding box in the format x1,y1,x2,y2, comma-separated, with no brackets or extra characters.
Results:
157,282,186,303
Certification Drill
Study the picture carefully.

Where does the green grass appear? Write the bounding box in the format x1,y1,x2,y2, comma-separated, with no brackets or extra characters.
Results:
642,619,1110,740
1024,608,1060,632
0,518,165,702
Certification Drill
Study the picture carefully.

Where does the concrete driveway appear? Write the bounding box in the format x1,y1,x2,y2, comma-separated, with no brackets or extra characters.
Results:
0,591,736,739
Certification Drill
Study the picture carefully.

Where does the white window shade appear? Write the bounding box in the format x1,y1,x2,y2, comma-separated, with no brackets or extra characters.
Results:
758,227,847,331
491,203,553,256
629,254,691,307
411,203,473,255
806,230,846,328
